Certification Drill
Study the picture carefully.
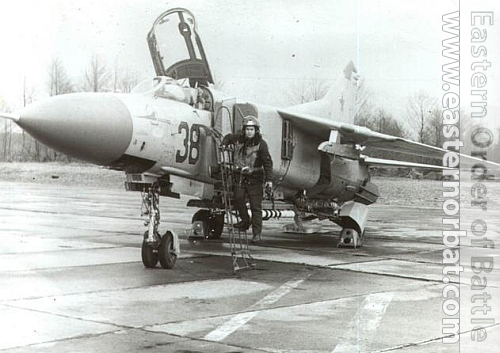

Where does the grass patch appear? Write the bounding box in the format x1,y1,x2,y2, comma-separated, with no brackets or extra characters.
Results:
0,162,125,189
2,162,498,210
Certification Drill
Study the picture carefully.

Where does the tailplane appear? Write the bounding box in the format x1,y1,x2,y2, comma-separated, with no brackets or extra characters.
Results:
286,61,359,124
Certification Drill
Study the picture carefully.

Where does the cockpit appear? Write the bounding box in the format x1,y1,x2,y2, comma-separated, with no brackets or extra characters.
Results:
143,8,215,111
147,8,213,89
131,76,213,111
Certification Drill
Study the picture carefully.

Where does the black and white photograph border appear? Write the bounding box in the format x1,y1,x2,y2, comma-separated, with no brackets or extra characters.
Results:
0,1,499,352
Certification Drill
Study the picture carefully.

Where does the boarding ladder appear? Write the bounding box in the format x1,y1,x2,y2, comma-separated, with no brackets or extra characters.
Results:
219,146,255,274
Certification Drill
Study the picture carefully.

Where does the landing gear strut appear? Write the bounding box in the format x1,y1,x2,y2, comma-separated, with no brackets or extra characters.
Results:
141,183,179,269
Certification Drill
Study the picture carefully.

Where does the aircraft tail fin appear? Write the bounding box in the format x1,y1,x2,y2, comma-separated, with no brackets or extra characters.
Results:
286,61,359,124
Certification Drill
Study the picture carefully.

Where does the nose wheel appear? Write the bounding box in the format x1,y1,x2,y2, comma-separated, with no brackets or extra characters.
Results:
141,184,179,269
141,231,178,269
141,232,159,268
159,231,177,269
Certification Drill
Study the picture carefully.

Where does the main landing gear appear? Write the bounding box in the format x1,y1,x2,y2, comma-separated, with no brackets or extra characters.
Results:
338,228,364,248
191,209,224,240
141,183,180,269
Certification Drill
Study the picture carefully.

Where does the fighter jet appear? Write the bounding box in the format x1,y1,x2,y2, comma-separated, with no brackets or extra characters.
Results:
1,8,498,269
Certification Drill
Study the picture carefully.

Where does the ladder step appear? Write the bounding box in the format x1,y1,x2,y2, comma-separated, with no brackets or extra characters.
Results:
219,153,256,274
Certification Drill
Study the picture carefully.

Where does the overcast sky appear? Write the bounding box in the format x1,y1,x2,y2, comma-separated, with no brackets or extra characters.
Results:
0,0,498,128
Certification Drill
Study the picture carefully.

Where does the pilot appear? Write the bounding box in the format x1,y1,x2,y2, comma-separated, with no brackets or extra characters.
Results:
221,115,273,243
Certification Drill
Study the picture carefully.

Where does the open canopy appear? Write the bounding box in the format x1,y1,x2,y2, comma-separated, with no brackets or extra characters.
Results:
147,8,214,87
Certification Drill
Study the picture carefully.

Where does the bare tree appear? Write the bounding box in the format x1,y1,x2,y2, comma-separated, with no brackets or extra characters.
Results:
406,92,437,143
356,108,408,163
2,120,9,160
354,77,373,123
92,56,140,94
287,79,309,104
357,108,406,138
23,77,37,106
83,54,111,92
22,77,37,160
48,57,74,96
354,77,377,126
46,58,76,161
425,108,444,147
118,68,140,93
112,58,120,93
287,76,328,105
308,76,328,101
492,125,500,163
0,97,11,161
451,110,474,156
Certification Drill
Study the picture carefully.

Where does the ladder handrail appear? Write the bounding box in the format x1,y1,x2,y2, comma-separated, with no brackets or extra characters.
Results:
218,146,254,273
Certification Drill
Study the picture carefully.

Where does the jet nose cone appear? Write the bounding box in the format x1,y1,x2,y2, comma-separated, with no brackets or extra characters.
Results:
19,93,133,165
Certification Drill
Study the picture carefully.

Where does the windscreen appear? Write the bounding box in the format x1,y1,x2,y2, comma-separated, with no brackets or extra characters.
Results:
147,8,213,86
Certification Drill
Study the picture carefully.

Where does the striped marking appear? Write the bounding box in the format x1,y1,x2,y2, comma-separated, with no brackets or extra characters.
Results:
204,274,310,342
332,292,394,353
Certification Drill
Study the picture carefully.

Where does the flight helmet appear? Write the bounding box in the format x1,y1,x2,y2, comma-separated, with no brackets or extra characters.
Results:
242,115,260,130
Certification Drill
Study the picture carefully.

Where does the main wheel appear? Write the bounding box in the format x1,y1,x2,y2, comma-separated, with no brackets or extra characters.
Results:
159,231,177,269
338,228,363,248
141,232,159,268
192,209,224,239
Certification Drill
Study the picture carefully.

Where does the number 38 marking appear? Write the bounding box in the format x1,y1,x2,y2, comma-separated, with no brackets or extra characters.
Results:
176,122,201,165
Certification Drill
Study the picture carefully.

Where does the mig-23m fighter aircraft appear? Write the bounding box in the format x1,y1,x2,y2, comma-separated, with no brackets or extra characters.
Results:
1,8,498,269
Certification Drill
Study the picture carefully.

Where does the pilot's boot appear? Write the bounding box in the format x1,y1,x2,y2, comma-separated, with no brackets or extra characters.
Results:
251,232,261,243
248,187,262,243
233,221,250,230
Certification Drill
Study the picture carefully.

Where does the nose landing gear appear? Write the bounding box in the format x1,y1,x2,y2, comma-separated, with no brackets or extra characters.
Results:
141,183,179,269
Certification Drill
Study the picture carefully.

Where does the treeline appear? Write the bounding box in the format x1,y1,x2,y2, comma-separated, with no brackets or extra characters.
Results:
286,77,500,167
355,89,443,166
1,62,499,164
296,78,500,164
1,131,74,162
354,90,500,165
1,55,141,162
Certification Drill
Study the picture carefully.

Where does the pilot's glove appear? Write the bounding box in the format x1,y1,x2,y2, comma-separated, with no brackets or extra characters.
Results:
264,181,274,200
221,136,231,147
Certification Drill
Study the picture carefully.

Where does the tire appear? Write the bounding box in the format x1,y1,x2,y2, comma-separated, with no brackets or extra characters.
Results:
159,231,177,269
338,228,363,248
192,209,224,239
141,232,159,268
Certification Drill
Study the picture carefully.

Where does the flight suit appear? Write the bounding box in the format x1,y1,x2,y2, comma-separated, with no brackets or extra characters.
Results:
222,132,273,239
